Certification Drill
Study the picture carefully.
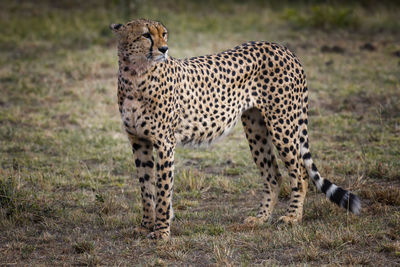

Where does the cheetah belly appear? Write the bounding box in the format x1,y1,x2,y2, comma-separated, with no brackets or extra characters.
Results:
175,100,251,146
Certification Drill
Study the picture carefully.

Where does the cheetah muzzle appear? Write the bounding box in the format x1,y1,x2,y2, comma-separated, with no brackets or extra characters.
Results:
110,19,361,240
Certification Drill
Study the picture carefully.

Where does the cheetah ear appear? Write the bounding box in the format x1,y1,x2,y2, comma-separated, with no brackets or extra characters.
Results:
110,23,124,33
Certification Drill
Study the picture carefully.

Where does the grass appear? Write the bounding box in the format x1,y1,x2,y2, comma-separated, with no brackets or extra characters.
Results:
283,5,360,30
0,0,399,265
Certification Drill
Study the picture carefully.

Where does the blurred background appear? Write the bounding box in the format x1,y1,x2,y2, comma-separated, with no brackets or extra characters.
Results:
0,0,399,265
2,0,400,57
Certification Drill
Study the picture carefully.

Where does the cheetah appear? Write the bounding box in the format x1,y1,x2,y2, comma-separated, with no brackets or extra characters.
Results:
110,19,361,240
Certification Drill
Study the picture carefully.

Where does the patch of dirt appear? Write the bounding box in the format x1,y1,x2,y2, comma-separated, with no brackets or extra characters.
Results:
321,45,345,53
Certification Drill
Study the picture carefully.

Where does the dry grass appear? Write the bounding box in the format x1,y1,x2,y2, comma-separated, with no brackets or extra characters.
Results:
361,185,400,206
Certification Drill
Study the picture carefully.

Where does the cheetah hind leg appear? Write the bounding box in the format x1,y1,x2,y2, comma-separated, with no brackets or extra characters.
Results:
241,108,282,225
267,125,308,225
278,162,308,225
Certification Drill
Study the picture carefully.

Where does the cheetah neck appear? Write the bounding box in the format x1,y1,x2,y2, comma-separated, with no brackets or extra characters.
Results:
118,52,159,78
118,59,165,97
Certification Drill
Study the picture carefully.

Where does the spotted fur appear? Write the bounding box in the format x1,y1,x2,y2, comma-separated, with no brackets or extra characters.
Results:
110,19,361,240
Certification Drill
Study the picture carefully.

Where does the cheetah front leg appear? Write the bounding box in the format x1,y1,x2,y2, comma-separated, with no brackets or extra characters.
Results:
128,136,156,233
147,140,175,240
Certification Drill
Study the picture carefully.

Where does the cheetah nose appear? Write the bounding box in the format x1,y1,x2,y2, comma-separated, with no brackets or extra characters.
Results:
158,46,168,54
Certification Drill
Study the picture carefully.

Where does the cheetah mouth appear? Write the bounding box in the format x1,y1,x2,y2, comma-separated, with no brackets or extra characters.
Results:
146,51,168,62
153,54,168,62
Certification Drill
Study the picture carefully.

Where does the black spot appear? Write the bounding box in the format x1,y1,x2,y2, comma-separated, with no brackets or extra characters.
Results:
132,143,141,151
330,187,347,206
262,139,267,145
303,152,311,160
135,159,141,167
321,179,332,194
146,161,154,168
311,163,318,172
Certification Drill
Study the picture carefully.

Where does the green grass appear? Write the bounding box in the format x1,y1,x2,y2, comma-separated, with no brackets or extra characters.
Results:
1,0,400,265
283,5,360,30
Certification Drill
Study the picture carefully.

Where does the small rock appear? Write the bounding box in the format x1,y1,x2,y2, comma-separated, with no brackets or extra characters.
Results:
325,60,334,66
320,45,330,53
360,42,376,51
331,45,345,53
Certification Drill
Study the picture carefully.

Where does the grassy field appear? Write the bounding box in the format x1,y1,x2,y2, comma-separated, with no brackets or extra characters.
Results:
1,0,400,265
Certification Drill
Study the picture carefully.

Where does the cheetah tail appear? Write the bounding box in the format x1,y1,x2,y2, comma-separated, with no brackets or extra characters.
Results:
298,90,361,214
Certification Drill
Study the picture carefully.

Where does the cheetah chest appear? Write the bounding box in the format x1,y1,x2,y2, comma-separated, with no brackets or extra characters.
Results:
120,96,150,137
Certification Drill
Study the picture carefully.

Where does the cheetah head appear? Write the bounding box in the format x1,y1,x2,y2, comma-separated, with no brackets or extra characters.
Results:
110,19,168,75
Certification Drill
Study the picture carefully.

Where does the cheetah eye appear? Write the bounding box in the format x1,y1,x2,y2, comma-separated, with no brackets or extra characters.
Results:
142,32,151,39
162,32,167,38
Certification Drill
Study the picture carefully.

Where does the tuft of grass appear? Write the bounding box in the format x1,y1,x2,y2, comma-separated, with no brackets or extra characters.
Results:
0,175,23,218
21,244,36,259
207,225,225,236
379,242,400,258
73,240,95,254
213,242,234,266
175,169,210,194
95,192,129,215
361,185,400,206
0,174,55,225
365,162,400,181
224,167,243,176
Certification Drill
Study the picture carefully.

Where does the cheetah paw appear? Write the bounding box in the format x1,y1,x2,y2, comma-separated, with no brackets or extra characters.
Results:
147,230,170,241
133,226,152,237
278,215,301,225
244,216,267,225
